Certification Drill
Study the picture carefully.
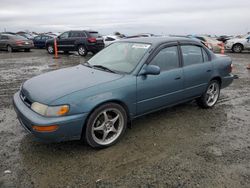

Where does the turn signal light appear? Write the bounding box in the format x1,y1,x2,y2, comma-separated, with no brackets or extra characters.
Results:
32,125,58,132
57,105,69,115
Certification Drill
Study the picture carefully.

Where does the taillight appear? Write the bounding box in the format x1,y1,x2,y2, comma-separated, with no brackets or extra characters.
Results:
229,64,233,73
88,37,96,43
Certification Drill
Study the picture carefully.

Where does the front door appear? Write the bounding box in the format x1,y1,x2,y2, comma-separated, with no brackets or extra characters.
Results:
136,45,184,115
57,31,73,51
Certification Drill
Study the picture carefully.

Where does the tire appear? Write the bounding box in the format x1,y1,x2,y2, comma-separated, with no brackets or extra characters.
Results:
24,49,30,52
232,44,243,53
47,45,54,54
196,80,220,109
77,45,87,56
85,103,127,148
7,45,13,53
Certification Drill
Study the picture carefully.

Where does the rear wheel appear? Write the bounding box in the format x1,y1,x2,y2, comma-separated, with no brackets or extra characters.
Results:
84,103,127,148
7,45,13,53
47,45,54,54
78,45,87,56
232,44,243,53
196,80,220,108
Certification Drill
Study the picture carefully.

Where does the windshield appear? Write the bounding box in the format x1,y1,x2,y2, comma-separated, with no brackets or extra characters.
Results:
87,42,151,73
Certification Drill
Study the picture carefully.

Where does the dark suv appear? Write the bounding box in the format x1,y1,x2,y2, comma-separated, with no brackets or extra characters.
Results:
45,30,104,56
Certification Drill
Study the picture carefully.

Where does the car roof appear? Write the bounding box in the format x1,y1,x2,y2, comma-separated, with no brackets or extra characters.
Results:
121,36,200,46
67,30,99,33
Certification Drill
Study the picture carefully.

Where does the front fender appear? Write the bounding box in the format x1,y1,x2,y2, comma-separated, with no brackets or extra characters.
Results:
51,75,137,118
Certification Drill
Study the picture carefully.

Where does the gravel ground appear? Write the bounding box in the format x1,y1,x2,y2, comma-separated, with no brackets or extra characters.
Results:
0,49,249,188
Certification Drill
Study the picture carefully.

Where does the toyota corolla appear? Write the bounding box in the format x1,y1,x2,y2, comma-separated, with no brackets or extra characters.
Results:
13,37,234,148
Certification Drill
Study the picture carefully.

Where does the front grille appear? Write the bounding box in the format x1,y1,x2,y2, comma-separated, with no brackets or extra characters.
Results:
20,90,32,107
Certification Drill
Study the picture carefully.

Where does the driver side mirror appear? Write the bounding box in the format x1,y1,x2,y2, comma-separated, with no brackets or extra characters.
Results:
139,64,161,76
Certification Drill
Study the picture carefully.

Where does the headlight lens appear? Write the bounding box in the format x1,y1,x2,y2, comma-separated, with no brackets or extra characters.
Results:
31,102,69,117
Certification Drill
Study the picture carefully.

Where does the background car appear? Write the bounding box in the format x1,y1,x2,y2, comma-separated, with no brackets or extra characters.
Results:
103,35,121,46
225,34,250,53
0,34,34,52
190,35,223,53
16,32,36,40
45,30,105,56
217,35,233,43
33,35,54,48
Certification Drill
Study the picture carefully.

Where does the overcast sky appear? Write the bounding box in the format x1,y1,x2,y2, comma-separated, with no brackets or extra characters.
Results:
0,0,249,35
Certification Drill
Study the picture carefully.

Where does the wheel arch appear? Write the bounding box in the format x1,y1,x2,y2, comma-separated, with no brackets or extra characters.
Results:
80,99,131,139
210,76,222,86
232,43,244,50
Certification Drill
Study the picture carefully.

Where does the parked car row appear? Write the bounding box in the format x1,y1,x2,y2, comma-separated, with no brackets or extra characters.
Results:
1,30,250,54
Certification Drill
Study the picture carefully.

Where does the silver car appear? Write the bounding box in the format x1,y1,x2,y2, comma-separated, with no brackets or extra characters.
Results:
0,34,34,52
225,35,250,53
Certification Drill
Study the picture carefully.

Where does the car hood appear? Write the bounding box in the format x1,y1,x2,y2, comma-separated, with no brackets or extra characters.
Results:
21,65,123,104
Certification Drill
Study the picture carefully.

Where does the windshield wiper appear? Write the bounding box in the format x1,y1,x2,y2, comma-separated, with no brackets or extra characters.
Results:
92,65,116,73
82,61,92,68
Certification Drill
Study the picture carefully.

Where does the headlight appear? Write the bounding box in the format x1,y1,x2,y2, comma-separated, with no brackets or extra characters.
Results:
31,102,69,117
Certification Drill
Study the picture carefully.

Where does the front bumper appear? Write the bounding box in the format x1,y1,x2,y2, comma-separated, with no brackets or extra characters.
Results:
13,92,87,142
225,43,233,50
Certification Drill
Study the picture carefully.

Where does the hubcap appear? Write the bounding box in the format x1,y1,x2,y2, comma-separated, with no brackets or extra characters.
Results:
78,47,85,55
48,46,53,53
234,45,241,52
206,83,219,106
91,108,124,145
7,46,12,52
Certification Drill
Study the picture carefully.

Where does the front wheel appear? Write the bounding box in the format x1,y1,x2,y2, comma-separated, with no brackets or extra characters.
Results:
78,45,87,56
84,103,127,148
196,80,220,108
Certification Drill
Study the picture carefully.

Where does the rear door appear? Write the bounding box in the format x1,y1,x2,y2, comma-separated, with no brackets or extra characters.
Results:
68,31,84,50
136,44,184,115
181,44,212,99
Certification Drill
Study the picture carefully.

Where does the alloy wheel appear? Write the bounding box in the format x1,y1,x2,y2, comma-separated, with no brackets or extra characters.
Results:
91,108,124,145
206,82,220,107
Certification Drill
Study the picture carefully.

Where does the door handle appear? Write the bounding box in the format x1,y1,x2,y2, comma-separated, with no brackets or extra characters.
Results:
175,76,181,80
206,70,212,72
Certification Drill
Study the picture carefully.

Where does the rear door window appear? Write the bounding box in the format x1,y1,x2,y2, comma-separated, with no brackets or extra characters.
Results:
70,32,82,38
181,45,203,66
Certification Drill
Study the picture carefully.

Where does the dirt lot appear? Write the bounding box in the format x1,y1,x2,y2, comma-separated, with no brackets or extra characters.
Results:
0,49,249,188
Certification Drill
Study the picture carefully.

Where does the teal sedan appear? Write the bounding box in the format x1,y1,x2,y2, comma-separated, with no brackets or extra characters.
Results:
13,37,234,148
